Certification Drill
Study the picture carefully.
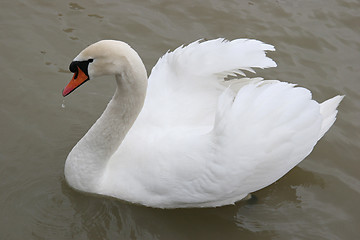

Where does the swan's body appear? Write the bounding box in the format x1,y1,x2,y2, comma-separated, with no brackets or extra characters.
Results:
63,39,343,208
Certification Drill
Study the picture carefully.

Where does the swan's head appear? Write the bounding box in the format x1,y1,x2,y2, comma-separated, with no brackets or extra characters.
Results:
62,40,145,97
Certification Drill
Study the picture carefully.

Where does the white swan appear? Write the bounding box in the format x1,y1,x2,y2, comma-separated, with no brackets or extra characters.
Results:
62,39,343,208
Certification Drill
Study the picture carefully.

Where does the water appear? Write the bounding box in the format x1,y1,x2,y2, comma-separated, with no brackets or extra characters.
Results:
0,0,359,239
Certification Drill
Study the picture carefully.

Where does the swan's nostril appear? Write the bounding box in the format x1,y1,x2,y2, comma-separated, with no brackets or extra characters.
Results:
73,69,79,79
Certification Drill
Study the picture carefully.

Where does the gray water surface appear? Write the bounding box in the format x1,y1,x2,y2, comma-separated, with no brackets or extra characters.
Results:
1,0,359,239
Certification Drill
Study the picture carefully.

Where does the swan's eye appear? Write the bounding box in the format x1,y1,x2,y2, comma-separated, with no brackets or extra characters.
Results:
88,59,94,63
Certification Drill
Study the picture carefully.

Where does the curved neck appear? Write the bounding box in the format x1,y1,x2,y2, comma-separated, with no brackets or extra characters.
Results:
65,59,147,192
86,72,146,159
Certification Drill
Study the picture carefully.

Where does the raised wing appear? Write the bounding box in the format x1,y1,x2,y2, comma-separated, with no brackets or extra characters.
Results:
140,38,277,127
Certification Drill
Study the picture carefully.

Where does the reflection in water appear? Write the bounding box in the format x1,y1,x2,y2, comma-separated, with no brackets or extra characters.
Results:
61,179,158,239
59,167,321,240
235,167,325,237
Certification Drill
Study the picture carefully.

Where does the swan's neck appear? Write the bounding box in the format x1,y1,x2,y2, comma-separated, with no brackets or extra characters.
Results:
65,60,147,192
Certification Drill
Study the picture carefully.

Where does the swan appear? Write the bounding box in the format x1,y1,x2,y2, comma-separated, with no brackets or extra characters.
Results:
62,38,343,208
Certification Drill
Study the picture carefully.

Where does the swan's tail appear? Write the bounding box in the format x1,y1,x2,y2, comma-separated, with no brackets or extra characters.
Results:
318,95,344,139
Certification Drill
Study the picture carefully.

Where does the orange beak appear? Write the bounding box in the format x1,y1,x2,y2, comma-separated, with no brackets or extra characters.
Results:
62,67,89,97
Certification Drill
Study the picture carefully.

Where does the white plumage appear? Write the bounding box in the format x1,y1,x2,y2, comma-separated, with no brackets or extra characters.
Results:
63,38,343,208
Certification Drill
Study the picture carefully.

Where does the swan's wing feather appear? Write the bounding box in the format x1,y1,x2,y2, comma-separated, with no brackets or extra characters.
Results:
210,82,342,196
141,38,276,127
151,38,276,81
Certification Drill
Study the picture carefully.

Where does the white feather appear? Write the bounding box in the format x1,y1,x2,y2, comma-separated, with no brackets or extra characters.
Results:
64,39,343,208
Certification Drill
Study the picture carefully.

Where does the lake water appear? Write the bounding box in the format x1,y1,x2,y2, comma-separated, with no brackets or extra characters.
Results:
1,0,359,239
